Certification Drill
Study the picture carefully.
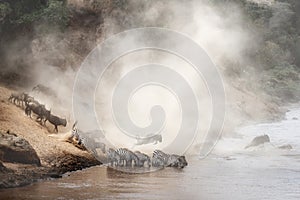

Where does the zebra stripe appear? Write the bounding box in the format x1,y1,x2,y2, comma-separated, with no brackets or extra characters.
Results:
116,148,139,167
152,150,169,167
106,148,121,166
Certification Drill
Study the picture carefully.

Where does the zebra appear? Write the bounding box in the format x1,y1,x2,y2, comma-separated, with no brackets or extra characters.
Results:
78,135,106,154
116,148,139,167
67,123,106,153
67,121,86,150
8,93,18,103
18,93,29,108
134,151,151,167
152,150,168,167
69,121,80,142
106,148,121,166
152,150,188,168
8,92,23,106
9,92,33,108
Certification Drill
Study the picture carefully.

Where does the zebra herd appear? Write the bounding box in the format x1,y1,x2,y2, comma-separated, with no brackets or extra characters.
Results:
8,88,67,132
106,148,187,169
69,122,188,169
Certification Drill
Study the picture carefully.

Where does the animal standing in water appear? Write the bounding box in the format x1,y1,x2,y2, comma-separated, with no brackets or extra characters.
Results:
106,148,121,166
152,150,188,168
134,151,151,167
116,148,139,167
245,135,270,149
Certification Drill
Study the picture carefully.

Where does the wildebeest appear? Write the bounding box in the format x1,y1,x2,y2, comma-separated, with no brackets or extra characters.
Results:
32,84,56,98
25,101,50,124
135,134,162,146
245,135,270,149
278,144,293,150
48,121,78,142
22,94,35,107
167,155,188,168
45,112,67,132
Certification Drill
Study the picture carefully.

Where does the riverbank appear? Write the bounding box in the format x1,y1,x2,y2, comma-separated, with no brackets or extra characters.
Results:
2,106,298,199
0,81,292,188
0,86,101,189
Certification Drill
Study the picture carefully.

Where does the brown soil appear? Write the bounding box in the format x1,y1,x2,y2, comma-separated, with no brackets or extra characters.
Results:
0,86,100,188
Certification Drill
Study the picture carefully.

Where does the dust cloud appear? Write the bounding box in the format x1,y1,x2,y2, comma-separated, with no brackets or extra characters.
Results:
1,0,267,155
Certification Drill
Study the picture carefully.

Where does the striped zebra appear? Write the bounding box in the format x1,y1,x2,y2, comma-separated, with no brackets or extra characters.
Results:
116,148,139,167
152,150,188,168
70,128,107,157
134,151,151,167
152,150,168,167
106,148,121,166
72,131,87,151
68,121,83,145
71,123,80,143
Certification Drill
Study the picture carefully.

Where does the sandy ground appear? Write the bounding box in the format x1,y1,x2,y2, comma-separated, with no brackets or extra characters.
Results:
0,85,100,188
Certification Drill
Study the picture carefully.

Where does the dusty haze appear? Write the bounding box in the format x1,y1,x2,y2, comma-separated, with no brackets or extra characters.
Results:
0,0,286,155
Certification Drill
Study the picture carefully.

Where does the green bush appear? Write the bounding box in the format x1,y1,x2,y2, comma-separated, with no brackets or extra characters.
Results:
262,63,300,101
0,2,11,23
1,0,68,30
41,0,68,27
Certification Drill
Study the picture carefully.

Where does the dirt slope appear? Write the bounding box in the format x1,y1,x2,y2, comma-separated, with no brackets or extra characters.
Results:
0,85,100,188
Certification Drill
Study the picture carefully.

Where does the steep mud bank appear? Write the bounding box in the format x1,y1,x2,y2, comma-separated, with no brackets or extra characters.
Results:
0,86,100,189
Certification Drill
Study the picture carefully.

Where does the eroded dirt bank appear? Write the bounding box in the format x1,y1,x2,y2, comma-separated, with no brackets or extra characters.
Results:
0,86,100,189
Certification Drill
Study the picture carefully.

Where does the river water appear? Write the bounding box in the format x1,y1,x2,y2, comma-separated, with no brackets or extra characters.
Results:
1,108,300,200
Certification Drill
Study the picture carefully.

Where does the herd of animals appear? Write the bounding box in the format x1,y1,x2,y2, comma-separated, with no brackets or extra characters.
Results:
8,84,67,132
7,86,189,169
67,122,188,169
8,85,294,170
244,134,293,150
106,148,188,168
